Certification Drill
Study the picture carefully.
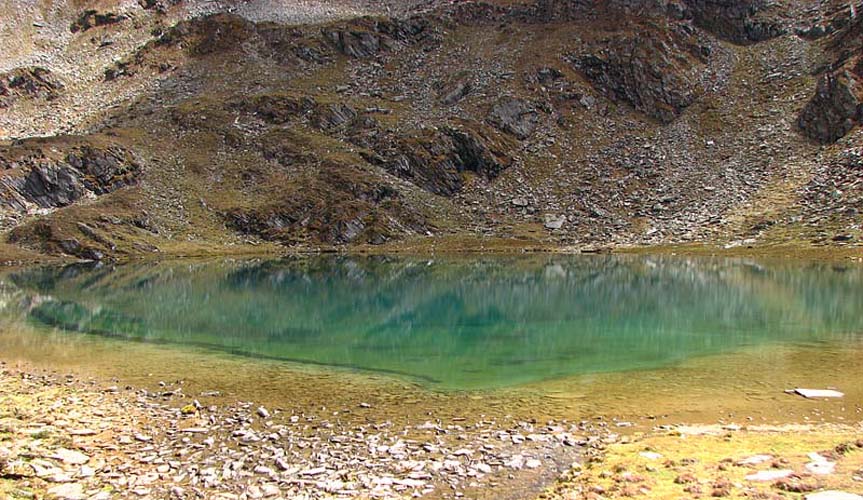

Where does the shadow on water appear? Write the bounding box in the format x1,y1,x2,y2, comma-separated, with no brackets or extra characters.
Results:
2,255,863,390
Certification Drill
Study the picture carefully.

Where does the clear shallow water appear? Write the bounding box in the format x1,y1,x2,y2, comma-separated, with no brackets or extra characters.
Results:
1,255,862,390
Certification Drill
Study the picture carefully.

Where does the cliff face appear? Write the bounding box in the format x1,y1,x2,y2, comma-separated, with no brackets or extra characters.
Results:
0,0,861,259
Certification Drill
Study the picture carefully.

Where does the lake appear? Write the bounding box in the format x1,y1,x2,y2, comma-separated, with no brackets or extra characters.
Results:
2,255,861,394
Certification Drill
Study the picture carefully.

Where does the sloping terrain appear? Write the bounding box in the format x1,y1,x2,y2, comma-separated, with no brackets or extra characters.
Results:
0,0,861,261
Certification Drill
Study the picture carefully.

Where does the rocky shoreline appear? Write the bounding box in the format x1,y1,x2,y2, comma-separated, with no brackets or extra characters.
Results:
0,362,608,499
2,360,863,500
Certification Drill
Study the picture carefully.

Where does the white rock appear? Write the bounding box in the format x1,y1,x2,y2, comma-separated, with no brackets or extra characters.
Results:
247,485,264,499
67,429,97,436
639,452,663,460
544,215,566,230
525,459,542,469
504,455,525,469
256,406,270,419
806,453,836,475
52,448,89,466
300,467,326,476
806,492,863,500
254,465,274,475
736,454,772,466
261,484,280,497
46,483,85,500
745,469,793,481
474,463,492,474
807,461,836,475
393,478,425,488
789,388,844,399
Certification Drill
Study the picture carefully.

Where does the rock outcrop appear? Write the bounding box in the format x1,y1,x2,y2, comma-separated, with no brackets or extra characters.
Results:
799,71,862,144
571,25,708,123
224,162,428,245
682,0,785,44
321,17,434,58
0,67,64,108
70,10,127,33
487,97,540,139
0,140,141,213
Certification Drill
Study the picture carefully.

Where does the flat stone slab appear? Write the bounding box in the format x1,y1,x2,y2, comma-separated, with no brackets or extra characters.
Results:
47,483,85,500
737,454,772,466
806,491,863,500
745,469,794,481
806,452,837,475
51,448,89,465
788,388,844,399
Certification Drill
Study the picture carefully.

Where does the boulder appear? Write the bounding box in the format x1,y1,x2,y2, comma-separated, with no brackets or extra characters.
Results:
487,97,540,139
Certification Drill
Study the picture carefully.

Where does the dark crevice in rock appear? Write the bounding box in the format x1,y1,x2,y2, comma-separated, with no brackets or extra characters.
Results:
70,10,127,33
0,67,64,108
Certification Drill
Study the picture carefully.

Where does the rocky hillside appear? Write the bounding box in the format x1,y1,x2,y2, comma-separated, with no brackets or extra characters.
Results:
0,0,861,260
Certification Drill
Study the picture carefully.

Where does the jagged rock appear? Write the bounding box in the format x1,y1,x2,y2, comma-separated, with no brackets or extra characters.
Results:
799,71,862,144
23,163,86,208
438,77,473,105
682,0,785,43
70,10,127,33
66,146,141,195
311,103,358,130
487,97,539,139
138,0,180,13
237,93,316,124
321,17,432,59
375,125,512,196
225,162,428,245
571,27,706,123
0,142,142,211
0,67,64,108
236,93,358,130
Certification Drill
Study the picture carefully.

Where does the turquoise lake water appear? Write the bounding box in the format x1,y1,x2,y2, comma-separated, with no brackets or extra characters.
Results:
2,255,862,389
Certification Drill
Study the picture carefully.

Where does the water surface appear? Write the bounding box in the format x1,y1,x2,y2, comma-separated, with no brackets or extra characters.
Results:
1,255,862,390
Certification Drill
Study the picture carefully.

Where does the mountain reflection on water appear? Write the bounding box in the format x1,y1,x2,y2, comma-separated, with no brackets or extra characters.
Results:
3,256,862,389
